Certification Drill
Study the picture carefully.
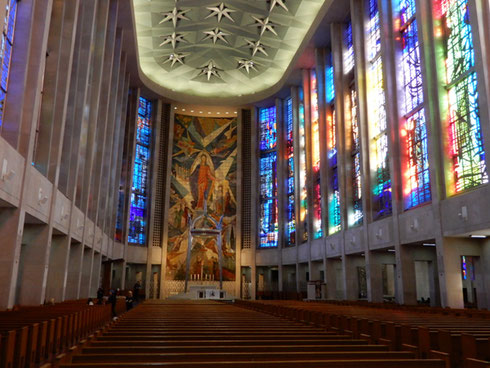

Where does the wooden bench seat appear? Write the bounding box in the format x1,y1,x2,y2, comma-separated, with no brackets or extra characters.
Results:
59,358,446,368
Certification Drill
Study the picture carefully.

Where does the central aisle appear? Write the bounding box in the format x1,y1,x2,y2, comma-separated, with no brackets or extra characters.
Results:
60,300,444,367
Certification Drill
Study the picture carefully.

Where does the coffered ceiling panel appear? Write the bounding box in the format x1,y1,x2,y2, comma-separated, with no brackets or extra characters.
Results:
132,0,329,103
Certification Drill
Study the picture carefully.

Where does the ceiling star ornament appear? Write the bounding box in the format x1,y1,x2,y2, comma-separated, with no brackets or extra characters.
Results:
163,52,188,67
268,0,288,12
198,60,223,81
205,3,236,22
246,39,268,56
159,7,190,28
252,16,278,36
202,28,230,44
237,59,258,74
159,32,186,49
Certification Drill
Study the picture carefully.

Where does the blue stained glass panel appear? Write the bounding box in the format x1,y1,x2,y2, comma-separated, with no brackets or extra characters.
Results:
0,0,17,127
259,106,277,151
127,96,152,245
259,106,278,248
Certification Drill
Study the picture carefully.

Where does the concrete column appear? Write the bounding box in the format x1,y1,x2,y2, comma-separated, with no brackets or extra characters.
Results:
91,252,102,295
146,99,163,298
342,255,358,300
65,241,83,299
79,246,93,298
45,235,71,303
325,258,337,299
366,251,384,302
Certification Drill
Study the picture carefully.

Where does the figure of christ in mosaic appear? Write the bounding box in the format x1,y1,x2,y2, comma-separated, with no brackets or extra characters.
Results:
167,114,237,282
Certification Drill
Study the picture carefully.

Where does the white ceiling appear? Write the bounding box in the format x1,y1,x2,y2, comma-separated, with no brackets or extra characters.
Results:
132,0,330,105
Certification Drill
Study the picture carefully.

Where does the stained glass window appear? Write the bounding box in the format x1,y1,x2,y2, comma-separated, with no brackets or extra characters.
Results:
128,97,153,245
328,110,341,234
435,0,488,194
259,106,278,248
344,22,355,74
348,86,363,226
0,0,18,127
397,0,432,209
367,0,392,219
310,71,323,238
326,64,335,104
299,89,308,242
285,97,296,246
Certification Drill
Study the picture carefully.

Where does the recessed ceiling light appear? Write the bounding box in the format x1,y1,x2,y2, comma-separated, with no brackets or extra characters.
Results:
199,111,203,113
182,108,186,111
225,112,229,114
174,107,177,109
234,111,237,113
423,243,436,247
470,235,487,239
190,110,194,112
208,112,211,114
217,112,220,114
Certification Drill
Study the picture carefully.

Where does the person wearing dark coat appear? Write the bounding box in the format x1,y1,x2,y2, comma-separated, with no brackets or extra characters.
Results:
126,291,134,311
108,289,117,318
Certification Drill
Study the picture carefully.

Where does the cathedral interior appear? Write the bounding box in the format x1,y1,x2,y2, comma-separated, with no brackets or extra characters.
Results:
1,0,490,313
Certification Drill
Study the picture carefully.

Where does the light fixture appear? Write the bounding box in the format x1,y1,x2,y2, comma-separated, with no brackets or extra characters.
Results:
217,112,220,114
190,110,194,112
423,243,436,247
182,108,186,111
174,106,177,109
199,111,203,113
388,249,396,252
470,235,487,239
225,112,229,114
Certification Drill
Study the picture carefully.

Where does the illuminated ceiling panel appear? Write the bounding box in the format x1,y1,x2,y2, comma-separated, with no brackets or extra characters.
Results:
132,0,329,103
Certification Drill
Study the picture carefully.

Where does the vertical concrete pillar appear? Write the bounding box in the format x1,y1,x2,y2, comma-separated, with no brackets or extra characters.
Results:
45,235,71,302
65,241,83,299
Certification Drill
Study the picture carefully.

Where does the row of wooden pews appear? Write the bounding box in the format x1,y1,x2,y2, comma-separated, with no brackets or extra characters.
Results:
0,298,125,368
58,300,445,368
235,300,490,368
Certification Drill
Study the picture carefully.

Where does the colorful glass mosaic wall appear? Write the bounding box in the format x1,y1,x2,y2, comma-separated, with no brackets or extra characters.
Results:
0,0,18,127
435,0,488,194
128,97,153,244
299,89,308,242
349,85,363,226
367,0,392,218
398,0,431,209
285,97,296,246
310,71,323,238
259,106,279,247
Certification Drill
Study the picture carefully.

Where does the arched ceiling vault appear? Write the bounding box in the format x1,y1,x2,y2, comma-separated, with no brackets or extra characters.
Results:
132,0,331,105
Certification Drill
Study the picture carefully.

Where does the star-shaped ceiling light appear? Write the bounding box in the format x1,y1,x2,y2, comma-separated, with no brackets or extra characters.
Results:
268,0,288,12
205,3,236,22
237,59,258,74
159,32,186,48
159,7,190,27
202,28,229,44
163,52,188,67
252,16,278,36
246,39,268,56
198,60,223,80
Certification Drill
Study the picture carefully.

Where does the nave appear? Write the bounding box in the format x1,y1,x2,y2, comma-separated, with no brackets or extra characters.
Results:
58,300,445,368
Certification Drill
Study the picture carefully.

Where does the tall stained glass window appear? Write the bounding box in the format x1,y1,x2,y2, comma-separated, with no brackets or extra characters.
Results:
285,98,296,246
0,0,18,127
310,71,323,238
398,0,431,209
344,21,363,226
367,0,392,218
344,22,355,74
259,106,278,248
298,89,308,242
128,97,153,245
435,0,488,193
325,57,341,234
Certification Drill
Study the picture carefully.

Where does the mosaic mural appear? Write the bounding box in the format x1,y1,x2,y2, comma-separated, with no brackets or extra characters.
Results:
167,114,237,281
